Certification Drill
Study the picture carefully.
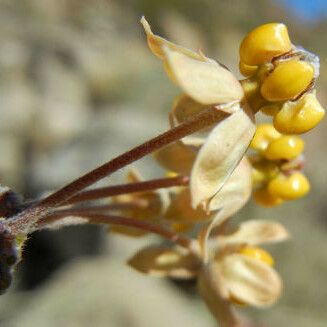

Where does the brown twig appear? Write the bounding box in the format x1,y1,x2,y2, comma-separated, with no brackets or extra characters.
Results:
7,107,227,234
66,175,189,204
39,212,195,250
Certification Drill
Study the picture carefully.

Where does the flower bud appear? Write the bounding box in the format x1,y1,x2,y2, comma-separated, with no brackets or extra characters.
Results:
240,23,292,66
273,93,325,134
250,124,281,152
268,172,310,200
264,135,304,161
260,60,314,102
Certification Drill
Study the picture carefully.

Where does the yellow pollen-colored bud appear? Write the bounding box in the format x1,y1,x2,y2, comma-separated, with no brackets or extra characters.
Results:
239,246,274,266
264,135,304,161
273,93,325,134
250,124,281,151
268,172,310,200
240,23,292,66
260,103,281,116
239,61,258,77
260,59,314,102
253,187,284,207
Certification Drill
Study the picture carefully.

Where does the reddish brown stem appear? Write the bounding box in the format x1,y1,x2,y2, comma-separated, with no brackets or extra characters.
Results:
39,213,194,250
7,107,227,234
66,175,189,204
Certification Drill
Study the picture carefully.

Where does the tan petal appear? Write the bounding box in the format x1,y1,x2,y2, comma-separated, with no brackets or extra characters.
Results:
216,220,290,246
153,141,197,175
169,94,222,147
140,17,202,60
128,245,200,279
209,156,252,212
198,266,240,327
164,188,212,223
163,46,244,105
217,254,282,307
191,104,256,210
197,157,252,260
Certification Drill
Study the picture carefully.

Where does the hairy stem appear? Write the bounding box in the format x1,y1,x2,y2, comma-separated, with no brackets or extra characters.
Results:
8,107,227,234
39,212,196,250
66,175,189,204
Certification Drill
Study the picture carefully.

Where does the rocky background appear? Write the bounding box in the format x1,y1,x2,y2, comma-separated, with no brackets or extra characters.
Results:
0,0,326,326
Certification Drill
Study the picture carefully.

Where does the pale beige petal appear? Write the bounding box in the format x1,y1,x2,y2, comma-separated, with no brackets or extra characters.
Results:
163,46,244,105
164,188,212,223
128,245,200,279
209,156,252,212
217,254,282,307
191,104,256,210
198,266,240,327
140,17,202,60
169,94,223,147
216,220,290,246
152,141,196,175
197,158,252,261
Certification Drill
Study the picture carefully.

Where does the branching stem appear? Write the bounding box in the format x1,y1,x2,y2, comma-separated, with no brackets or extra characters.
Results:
7,107,227,234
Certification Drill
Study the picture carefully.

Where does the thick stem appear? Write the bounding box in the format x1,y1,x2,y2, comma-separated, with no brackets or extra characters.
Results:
66,175,189,204
7,107,227,234
39,212,195,250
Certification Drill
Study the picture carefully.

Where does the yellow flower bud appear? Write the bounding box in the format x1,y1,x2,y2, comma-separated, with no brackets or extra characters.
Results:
239,246,274,266
253,187,283,207
268,172,310,200
239,61,258,77
240,23,292,66
250,124,281,151
260,103,281,116
260,60,314,102
264,135,304,161
273,93,325,134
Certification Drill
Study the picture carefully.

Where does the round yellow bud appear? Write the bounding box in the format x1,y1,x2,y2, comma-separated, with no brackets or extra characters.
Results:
239,61,258,77
250,124,281,151
240,23,292,66
253,187,283,207
239,246,274,266
268,172,310,200
264,135,304,161
273,93,325,134
261,60,314,102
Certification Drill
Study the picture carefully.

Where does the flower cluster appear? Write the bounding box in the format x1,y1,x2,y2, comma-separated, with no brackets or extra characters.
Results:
250,124,309,207
0,18,323,327
240,23,324,134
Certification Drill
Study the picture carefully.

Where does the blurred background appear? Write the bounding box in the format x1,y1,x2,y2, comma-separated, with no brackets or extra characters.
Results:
0,0,326,326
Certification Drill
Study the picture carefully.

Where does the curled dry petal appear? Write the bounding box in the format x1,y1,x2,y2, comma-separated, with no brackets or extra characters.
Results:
128,245,200,279
216,220,290,247
191,104,256,210
164,188,212,223
163,46,244,105
214,254,282,307
141,17,244,105
198,266,240,327
140,16,202,60
153,141,197,175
